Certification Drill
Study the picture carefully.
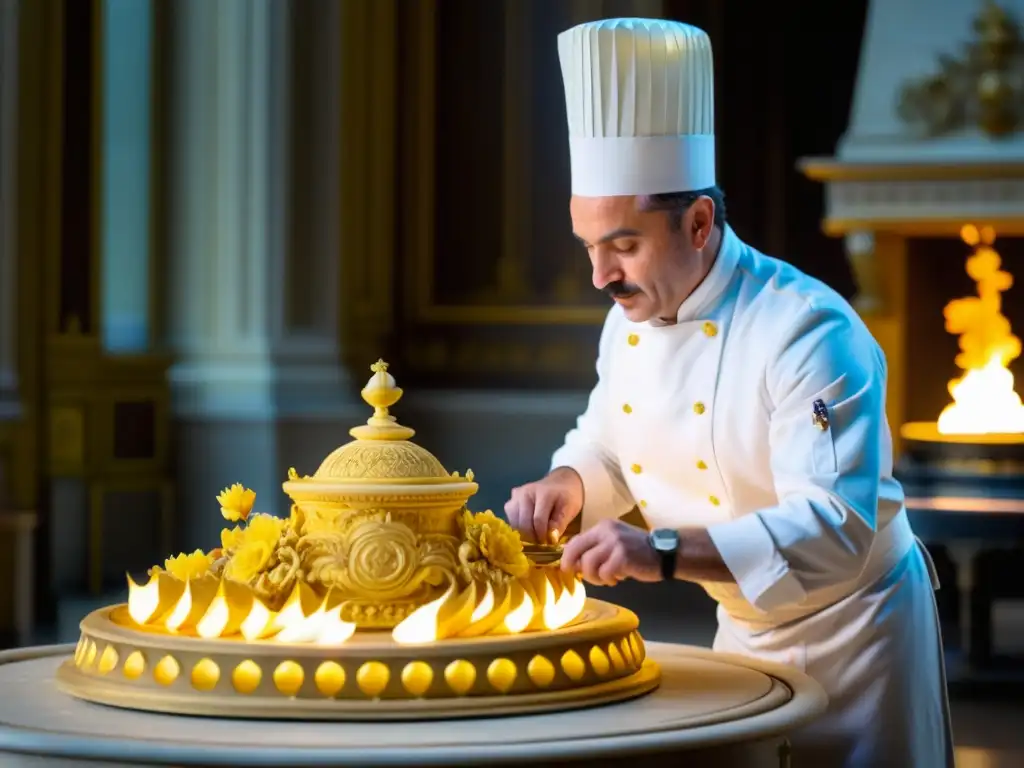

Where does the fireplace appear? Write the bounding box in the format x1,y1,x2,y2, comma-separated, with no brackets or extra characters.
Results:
799,0,1024,671
899,227,1024,497
799,0,1024,459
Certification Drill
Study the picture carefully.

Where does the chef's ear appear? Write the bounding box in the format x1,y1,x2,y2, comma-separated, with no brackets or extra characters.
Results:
688,196,715,250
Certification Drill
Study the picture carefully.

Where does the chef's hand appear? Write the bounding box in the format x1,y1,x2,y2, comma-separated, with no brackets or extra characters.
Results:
505,467,584,544
559,519,661,586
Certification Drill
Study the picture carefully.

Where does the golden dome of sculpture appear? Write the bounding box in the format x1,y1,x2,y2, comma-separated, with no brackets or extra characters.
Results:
282,359,478,516
312,360,450,481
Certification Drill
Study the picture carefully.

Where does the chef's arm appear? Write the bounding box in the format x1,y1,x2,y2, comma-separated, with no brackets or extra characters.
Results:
703,304,886,613
549,315,635,530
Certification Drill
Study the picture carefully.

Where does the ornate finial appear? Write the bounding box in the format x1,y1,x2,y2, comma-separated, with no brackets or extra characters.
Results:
349,359,416,441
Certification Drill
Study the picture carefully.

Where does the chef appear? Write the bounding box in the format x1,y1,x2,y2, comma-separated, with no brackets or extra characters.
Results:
504,18,954,768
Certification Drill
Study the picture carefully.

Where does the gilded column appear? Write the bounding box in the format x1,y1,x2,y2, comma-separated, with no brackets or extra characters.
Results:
0,0,20,421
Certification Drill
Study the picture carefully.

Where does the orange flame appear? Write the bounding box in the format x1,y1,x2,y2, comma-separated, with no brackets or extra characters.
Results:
938,225,1024,434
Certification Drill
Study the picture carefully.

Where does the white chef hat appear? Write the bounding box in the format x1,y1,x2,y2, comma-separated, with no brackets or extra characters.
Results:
557,18,716,197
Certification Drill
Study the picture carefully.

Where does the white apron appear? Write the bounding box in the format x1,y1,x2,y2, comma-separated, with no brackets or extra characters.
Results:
551,225,954,767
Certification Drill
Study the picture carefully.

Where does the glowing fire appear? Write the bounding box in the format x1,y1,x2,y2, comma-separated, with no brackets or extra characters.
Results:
126,574,357,645
390,569,586,645
936,224,1024,435
126,568,586,645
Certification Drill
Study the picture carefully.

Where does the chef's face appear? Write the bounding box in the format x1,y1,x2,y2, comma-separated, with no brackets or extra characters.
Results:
570,194,717,323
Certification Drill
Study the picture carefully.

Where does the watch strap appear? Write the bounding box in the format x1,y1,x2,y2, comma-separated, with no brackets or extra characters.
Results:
659,547,676,581
649,529,678,581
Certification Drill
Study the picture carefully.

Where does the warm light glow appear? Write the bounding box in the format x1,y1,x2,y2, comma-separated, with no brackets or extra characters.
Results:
937,225,1024,435
470,582,495,623
126,567,586,646
542,577,587,631
164,581,193,631
391,583,456,645
239,599,274,641
127,574,160,625
126,573,356,645
502,589,534,634
195,592,229,639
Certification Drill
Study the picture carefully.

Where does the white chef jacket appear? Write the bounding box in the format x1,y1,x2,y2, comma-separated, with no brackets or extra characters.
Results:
551,224,954,767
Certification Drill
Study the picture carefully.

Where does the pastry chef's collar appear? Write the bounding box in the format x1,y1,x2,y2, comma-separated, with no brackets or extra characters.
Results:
648,223,741,327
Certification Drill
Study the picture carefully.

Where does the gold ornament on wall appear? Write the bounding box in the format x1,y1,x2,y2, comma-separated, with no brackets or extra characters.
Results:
897,0,1023,138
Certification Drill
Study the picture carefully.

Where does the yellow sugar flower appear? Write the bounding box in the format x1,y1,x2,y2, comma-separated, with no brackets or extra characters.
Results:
217,483,256,522
224,513,286,583
164,549,214,581
479,523,530,578
468,509,503,529
460,508,530,578
221,525,244,553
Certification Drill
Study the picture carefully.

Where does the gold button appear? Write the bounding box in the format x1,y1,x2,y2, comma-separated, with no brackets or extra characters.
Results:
627,333,640,346
696,460,708,470
693,402,706,415
702,321,718,337
622,403,633,414
639,500,648,508
709,495,720,506
631,464,642,474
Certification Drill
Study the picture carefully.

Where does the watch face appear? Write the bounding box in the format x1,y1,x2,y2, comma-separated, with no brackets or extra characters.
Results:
650,529,678,552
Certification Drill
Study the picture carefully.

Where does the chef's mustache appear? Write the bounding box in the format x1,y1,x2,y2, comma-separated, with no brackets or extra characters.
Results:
603,280,642,299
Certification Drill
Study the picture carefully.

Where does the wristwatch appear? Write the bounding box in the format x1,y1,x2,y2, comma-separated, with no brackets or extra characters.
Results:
648,528,680,581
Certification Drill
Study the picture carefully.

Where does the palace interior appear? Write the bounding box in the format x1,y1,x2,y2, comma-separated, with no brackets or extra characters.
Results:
1,0,1023,763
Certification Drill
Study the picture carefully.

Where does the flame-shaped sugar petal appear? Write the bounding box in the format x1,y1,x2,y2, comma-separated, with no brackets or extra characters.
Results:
239,597,275,641
393,583,456,644
164,580,193,631
163,573,221,632
543,575,587,630
314,604,357,645
502,581,534,634
525,570,553,631
433,579,478,640
470,581,495,624
196,589,230,639
274,603,328,644
269,582,323,640
458,580,514,638
127,571,186,626
127,574,161,625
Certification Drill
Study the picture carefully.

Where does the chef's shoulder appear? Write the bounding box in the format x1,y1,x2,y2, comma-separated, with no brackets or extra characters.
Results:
737,250,884,390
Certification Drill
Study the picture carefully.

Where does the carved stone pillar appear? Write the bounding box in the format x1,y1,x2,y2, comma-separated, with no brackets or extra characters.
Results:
162,0,357,546
845,230,882,316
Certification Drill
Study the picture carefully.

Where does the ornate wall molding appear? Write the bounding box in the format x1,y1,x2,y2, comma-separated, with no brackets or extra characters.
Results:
801,159,1024,236
399,0,610,328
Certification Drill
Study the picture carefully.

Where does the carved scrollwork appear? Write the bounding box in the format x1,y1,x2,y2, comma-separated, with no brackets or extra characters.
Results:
297,510,458,604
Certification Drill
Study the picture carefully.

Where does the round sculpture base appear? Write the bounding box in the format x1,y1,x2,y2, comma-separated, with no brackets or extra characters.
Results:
57,599,658,720
3,643,829,767
897,421,1024,498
